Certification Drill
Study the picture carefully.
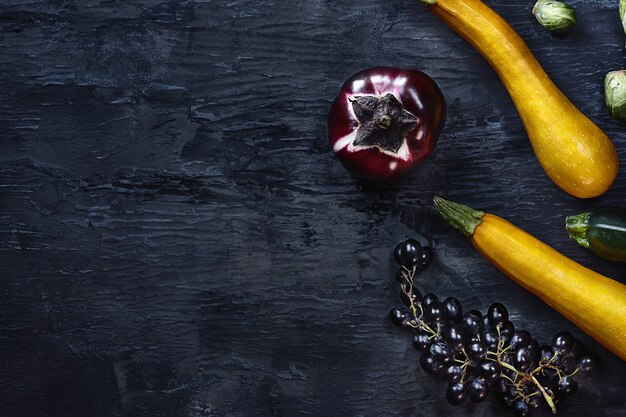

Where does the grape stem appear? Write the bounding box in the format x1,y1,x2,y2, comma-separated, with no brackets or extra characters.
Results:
394,264,570,415
531,374,557,414
500,373,515,384
499,361,520,375
460,360,471,383
499,359,557,413
401,270,438,336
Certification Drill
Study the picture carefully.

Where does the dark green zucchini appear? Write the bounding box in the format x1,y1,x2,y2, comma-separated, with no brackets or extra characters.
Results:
566,207,626,263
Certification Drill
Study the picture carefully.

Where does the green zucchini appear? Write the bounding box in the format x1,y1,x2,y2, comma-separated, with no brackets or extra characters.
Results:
566,207,626,263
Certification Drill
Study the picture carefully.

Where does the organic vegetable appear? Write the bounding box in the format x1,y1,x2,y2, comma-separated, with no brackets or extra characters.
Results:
328,67,445,183
566,207,626,262
433,196,626,361
389,241,600,414
532,0,576,34
419,0,619,198
605,70,626,122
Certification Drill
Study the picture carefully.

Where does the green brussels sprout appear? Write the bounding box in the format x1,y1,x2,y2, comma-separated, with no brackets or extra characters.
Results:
605,71,626,122
532,0,577,34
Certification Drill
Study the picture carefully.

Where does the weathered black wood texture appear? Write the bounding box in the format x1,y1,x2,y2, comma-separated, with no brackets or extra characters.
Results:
1,0,625,416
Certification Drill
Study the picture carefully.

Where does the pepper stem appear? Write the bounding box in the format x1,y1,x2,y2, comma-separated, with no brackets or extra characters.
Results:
565,212,591,249
433,196,485,237
420,0,438,4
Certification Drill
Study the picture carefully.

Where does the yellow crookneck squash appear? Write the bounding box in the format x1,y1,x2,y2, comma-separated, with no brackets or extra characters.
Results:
421,0,619,198
434,197,626,361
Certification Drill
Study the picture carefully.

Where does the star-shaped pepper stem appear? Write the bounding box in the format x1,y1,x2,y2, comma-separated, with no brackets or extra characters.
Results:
350,93,418,153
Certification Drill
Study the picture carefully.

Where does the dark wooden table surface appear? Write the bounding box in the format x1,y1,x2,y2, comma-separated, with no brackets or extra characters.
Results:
1,1,625,416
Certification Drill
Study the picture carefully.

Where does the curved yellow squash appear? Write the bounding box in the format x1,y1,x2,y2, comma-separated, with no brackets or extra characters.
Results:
474,214,626,360
435,197,626,361
425,0,619,198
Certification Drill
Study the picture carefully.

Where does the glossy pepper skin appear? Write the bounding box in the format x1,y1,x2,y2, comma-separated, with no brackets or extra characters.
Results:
328,67,446,183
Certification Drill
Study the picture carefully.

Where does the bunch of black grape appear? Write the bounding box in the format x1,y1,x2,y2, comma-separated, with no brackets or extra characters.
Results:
389,239,600,416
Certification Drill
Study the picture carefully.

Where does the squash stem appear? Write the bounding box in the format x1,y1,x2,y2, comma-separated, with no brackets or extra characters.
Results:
433,196,485,237
565,212,591,249
419,0,438,4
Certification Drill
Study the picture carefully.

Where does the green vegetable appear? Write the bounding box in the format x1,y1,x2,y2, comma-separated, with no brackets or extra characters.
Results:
566,207,626,263
605,70,626,122
532,0,576,34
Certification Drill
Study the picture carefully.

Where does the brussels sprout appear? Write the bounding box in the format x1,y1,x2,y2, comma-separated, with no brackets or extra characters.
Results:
532,0,577,34
605,71,626,122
